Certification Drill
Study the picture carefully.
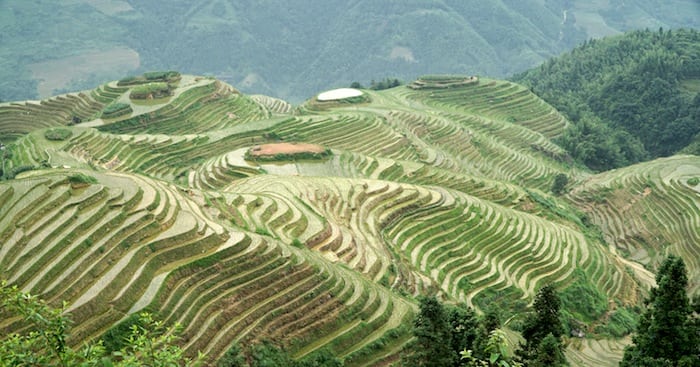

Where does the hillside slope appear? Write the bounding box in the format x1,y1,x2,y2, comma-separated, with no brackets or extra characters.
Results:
2,0,699,102
513,28,700,170
0,74,698,366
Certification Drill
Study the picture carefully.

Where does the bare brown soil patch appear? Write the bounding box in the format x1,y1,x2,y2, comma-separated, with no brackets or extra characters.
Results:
250,143,326,157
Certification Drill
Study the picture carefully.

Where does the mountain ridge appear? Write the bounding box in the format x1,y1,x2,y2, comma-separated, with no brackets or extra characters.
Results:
2,0,699,103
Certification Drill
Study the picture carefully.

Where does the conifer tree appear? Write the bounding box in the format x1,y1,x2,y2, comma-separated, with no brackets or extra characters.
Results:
620,255,699,367
516,284,567,366
404,296,454,367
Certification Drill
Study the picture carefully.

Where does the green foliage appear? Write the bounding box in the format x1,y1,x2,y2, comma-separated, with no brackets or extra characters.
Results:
558,270,607,324
550,173,569,196
530,333,566,367
446,303,480,364
296,348,342,367
0,281,200,366
403,296,454,367
129,82,172,100
245,147,333,162
101,313,146,353
621,255,699,366
369,78,402,91
44,128,73,141
144,71,181,81
594,306,637,338
218,343,247,367
4,164,36,179
687,177,699,186
102,102,133,118
118,71,181,86
515,28,700,170
249,341,294,367
461,329,523,367
291,238,304,248
68,173,98,185
516,285,567,366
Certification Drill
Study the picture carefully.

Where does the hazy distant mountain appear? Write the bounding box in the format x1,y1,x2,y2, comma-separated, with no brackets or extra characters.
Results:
1,0,698,102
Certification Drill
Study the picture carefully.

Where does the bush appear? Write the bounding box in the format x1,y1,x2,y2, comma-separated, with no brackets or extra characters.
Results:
595,306,637,337
129,82,172,100
44,128,73,141
687,177,699,186
143,70,180,81
7,165,35,179
244,147,333,162
118,71,181,86
551,173,569,195
117,75,138,85
68,173,98,185
101,102,132,118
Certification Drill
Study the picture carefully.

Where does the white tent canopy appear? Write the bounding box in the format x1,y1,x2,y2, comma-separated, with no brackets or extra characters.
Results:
317,88,363,101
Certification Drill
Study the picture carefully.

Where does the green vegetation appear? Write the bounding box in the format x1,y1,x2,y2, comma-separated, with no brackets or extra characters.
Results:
0,281,199,366
118,71,181,86
516,285,567,366
514,28,700,171
0,66,698,367
403,296,454,366
68,173,98,185
102,101,132,118
244,147,333,162
551,173,569,195
129,82,173,99
621,255,699,366
44,128,73,141
350,78,402,91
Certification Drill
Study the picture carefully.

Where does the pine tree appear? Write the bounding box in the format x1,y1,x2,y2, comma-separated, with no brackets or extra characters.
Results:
621,255,699,366
516,284,567,366
404,296,454,367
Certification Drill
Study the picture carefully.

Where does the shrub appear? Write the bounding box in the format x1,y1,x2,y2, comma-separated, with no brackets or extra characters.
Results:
143,70,180,81
118,75,138,84
129,82,172,100
68,173,98,185
551,173,569,195
6,165,35,179
101,102,132,118
687,177,699,186
118,71,181,86
245,147,333,162
44,128,73,141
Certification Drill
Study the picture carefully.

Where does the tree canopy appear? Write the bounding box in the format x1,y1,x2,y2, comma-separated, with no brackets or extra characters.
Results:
514,28,700,171
0,280,199,366
620,255,699,367
516,285,567,366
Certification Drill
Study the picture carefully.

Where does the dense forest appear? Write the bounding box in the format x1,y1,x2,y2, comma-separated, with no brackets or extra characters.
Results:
514,28,700,171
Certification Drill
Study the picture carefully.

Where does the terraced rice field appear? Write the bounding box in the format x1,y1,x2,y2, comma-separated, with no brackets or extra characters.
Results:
1,74,697,366
569,155,700,294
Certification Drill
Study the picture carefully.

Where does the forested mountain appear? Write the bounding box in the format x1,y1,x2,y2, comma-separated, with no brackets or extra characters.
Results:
1,0,699,103
514,28,700,171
